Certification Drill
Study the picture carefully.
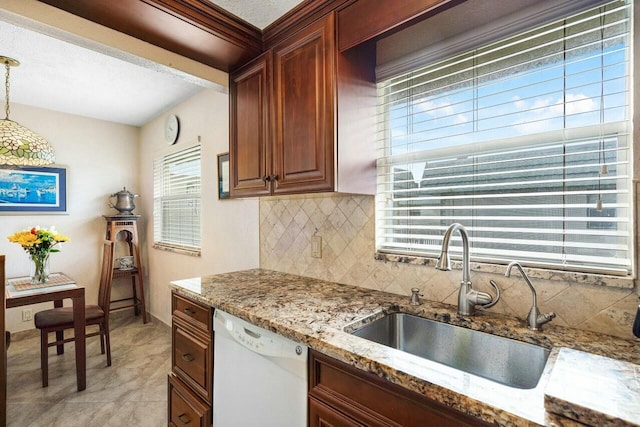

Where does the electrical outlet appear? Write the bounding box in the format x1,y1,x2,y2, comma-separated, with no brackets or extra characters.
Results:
22,308,33,322
311,235,322,258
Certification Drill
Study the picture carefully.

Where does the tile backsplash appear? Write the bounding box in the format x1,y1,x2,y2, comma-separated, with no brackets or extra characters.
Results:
259,193,639,340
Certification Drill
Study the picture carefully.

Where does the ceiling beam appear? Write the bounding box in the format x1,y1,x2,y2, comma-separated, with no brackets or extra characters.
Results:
36,0,263,72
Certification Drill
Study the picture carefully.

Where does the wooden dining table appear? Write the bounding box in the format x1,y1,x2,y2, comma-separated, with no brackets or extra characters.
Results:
5,273,86,391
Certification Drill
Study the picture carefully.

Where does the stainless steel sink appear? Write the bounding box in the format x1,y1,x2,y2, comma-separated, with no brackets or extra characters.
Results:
350,313,550,389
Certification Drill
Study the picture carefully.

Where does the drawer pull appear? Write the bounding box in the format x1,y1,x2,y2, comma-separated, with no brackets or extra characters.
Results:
177,413,191,424
183,308,196,316
181,353,195,362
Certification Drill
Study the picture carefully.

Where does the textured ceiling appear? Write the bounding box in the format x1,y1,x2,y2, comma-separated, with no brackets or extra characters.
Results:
0,1,304,127
207,0,304,29
0,17,211,127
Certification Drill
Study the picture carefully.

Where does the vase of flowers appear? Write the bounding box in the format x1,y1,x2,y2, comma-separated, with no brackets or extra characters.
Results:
29,251,51,284
8,226,70,284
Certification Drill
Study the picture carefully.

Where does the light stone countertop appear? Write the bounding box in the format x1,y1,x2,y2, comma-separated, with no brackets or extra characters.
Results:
169,268,640,427
544,348,640,427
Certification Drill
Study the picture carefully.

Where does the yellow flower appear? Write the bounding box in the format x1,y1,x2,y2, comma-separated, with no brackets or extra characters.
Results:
52,233,70,242
7,226,70,256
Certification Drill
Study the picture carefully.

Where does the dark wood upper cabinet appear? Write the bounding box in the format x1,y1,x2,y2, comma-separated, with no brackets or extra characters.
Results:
230,53,272,197
230,12,378,198
230,14,336,197
272,13,335,194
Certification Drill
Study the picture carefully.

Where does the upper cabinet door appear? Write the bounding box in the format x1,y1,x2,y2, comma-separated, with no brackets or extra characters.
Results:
230,52,272,197
272,13,335,194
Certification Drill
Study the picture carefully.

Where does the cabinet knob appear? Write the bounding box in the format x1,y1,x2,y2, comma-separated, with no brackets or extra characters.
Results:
181,353,195,362
261,175,270,182
183,308,196,316
177,413,191,424
271,174,279,181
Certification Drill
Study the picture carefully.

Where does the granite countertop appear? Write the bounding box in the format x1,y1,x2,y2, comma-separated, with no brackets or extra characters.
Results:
169,268,640,427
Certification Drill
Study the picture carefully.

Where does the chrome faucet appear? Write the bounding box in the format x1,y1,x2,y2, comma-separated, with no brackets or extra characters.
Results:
435,223,500,316
505,261,556,331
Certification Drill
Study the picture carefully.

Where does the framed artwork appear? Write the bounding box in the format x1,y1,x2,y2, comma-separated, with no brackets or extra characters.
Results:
218,152,230,200
0,166,67,213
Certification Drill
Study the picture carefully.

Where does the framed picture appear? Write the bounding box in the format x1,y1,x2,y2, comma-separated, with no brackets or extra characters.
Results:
0,166,67,213
217,152,230,199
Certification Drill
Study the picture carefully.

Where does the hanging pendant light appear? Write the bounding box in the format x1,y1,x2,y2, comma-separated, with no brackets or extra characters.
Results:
0,56,55,166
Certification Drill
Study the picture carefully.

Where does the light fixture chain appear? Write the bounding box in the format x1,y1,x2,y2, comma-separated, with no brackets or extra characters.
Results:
4,60,9,120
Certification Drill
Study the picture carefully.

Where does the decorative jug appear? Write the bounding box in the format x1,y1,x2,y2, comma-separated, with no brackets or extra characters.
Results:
109,187,139,215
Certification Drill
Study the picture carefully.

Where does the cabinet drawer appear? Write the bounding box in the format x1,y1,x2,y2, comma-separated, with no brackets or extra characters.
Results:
309,396,365,427
172,292,211,331
309,350,489,427
168,373,211,427
172,318,212,403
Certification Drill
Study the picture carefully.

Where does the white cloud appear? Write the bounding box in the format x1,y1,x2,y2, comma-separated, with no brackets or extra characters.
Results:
565,93,595,115
512,96,527,110
532,98,553,110
454,114,469,125
414,98,456,116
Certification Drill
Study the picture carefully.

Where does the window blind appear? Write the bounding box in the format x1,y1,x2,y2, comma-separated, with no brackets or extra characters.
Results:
376,0,633,275
153,144,201,251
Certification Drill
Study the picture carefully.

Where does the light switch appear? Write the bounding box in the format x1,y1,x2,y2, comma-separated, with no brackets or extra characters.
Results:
311,235,322,258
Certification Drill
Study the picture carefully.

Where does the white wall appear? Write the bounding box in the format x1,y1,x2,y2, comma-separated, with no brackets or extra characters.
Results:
138,88,260,326
0,102,139,332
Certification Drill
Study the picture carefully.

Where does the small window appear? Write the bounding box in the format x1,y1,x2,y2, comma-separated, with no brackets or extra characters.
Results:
153,144,201,254
376,1,633,275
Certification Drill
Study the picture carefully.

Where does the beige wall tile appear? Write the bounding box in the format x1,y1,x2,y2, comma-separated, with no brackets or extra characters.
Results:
259,193,638,340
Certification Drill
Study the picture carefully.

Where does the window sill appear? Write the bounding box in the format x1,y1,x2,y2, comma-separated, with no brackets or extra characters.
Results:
374,252,634,290
153,243,201,257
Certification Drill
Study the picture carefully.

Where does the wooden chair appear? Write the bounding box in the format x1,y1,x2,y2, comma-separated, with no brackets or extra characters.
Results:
34,241,115,387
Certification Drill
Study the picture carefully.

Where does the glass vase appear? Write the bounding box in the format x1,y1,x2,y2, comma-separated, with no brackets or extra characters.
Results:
30,253,51,284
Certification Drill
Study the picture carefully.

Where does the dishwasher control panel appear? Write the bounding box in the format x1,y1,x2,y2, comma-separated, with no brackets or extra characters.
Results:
214,309,307,361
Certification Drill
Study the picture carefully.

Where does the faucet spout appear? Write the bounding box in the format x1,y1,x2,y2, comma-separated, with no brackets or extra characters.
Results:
505,261,537,308
436,223,470,284
505,261,556,331
436,223,499,316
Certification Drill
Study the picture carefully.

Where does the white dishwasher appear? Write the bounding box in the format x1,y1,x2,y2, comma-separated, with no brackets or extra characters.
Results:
213,309,308,427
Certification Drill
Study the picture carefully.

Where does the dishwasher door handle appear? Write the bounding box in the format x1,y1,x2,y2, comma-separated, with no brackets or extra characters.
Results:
243,327,261,339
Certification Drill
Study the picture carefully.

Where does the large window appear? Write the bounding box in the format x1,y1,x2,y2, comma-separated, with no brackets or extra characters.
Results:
153,144,201,253
376,1,633,275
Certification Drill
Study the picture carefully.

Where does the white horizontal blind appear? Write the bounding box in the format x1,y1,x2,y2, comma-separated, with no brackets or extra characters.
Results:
376,0,633,275
153,144,201,251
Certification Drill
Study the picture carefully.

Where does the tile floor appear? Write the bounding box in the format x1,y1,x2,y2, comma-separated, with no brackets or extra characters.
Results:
6,313,170,427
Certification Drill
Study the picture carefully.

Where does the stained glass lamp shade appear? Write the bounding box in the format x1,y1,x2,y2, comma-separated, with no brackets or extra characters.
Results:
0,56,55,166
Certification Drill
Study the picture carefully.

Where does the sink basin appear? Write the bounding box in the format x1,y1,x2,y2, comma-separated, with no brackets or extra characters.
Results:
350,313,550,389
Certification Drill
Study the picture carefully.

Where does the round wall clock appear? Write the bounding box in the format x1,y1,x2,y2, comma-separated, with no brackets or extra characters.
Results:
165,114,180,145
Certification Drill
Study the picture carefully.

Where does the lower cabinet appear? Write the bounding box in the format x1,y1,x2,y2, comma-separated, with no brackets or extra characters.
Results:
168,373,211,427
308,350,490,427
168,292,213,427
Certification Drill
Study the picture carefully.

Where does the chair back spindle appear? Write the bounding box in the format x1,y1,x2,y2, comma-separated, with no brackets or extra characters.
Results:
98,241,115,313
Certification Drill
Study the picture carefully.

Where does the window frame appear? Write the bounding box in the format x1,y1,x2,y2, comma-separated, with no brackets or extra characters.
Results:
374,0,634,277
152,143,202,256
